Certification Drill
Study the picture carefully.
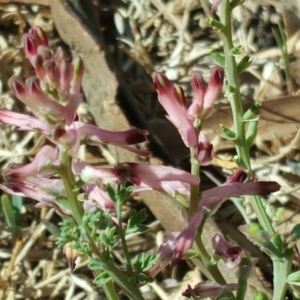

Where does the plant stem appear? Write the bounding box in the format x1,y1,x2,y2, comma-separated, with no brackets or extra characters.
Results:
219,0,275,235
218,2,293,300
101,279,119,300
189,149,200,218
59,151,136,300
60,150,83,225
219,0,249,170
272,250,293,300
189,150,229,287
116,204,134,277
194,232,228,285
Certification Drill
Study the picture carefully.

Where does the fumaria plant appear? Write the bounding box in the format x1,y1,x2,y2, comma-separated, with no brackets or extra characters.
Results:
0,1,298,299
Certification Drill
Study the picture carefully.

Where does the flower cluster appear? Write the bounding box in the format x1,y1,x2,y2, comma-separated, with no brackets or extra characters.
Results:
0,27,200,213
147,169,280,274
153,68,223,165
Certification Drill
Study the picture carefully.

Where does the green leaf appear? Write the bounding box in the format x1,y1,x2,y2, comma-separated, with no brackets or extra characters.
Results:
292,224,300,239
136,273,153,284
43,220,61,236
88,258,103,270
133,253,159,272
94,272,111,285
1,194,20,237
126,209,148,234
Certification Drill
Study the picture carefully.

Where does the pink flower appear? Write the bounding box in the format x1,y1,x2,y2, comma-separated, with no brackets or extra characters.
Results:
0,179,61,208
212,234,242,269
0,109,51,135
188,67,224,120
83,184,116,212
146,232,180,277
170,171,280,263
74,122,150,156
77,162,200,197
195,132,214,165
153,72,197,147
182,282,238,298
3,145,58,180
211,0,222,13
13,27,84,127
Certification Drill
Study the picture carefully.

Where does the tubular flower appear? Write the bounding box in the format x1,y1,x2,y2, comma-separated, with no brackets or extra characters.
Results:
182,282,238,298
195,132,214,165
153,72,197,147
188,67,224,120
76,161,200,197
171,178,280,263
3,145,58,180
212,234,242,269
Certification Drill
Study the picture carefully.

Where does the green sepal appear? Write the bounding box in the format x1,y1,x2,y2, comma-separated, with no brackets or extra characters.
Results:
245,120,258,149
209,49,225,67
271,233,283,252
252,291,269,300
208,18,225,31
220,125,236,140
237,55,251,74
243,101,261,120
182,250,198,260
229,45,242,56
230,0,245,9
174,192,189,208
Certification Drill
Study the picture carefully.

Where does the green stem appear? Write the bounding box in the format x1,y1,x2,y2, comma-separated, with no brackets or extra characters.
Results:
218,3,293,300
60,150,83,225
272,250,293,300
188,149,229,287
219,0,275,235
59,151,137,299
250,195,275,234
188,150,200,218
101,278,119,300
236,278,247,300
116,204,134,277
220,0,249,170
85,217,143,300
194,232,228,285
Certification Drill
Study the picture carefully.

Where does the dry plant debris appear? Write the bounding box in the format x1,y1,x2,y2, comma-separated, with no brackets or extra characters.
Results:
0,0,300,299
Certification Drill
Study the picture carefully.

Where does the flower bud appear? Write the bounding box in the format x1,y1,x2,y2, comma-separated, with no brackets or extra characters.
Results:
70,55,84,96
23,35,37,65
63,242,78,271
202,67,224,118
31,26,49,48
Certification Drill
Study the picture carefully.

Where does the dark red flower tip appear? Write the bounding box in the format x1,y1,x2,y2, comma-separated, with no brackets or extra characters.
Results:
125,129,149,144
